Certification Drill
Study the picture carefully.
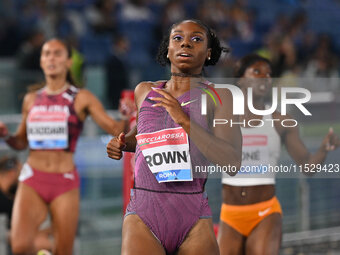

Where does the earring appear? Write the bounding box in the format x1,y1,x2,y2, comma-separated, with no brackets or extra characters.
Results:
167,54,169,58
208,57,211,60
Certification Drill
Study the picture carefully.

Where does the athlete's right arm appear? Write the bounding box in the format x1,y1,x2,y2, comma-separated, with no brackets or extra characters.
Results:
126,80,163,149
106,81,161,160
1,93,35,150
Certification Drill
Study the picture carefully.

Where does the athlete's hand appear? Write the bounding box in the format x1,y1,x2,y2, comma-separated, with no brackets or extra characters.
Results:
321,127,340,151
150,87,189,125
0,122,9,138
107,132,126,160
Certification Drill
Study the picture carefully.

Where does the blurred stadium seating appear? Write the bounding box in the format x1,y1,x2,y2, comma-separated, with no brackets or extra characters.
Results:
0,0,340,254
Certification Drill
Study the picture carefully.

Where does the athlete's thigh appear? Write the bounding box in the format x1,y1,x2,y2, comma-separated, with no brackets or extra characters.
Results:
218,221,245,255
177,218,219,255
50,188,79,255
121,214,166,255
245,213,282,255
11,183,49,251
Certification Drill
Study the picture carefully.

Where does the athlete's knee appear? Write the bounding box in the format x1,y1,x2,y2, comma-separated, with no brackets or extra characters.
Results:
54,241,73,255
54,247,73,255
11,238,33,255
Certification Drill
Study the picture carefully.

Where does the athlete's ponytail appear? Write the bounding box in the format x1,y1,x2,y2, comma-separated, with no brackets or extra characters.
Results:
60,39,77,87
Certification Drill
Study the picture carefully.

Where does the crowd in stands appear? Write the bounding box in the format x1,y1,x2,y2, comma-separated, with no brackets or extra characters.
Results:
0,0,339,101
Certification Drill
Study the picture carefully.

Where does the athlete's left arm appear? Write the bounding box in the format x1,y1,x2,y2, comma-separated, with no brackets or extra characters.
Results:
151,87,242,174
207,87,242,173
76,89,128,136
277,113,339,172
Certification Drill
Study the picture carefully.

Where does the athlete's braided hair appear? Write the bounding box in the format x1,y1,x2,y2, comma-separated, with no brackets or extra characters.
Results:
156,19,229,67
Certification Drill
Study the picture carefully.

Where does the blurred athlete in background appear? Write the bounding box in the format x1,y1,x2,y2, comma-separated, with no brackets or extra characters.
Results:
218,54,340,255
0,38,129,255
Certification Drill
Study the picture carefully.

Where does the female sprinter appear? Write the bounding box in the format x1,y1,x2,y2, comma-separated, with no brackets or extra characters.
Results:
218,54,340,255
107,19,242,255
0,38,128,255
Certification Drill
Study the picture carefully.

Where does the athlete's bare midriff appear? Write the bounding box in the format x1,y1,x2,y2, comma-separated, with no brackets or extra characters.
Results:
222,184,275,205
27,150,75,173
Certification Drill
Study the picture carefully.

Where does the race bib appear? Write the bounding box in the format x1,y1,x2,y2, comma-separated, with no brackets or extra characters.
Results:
27,109,69,149
239,135,269,174
136,127,193,183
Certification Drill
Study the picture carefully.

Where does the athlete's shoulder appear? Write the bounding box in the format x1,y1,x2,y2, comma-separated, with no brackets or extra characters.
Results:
68,85,80,93
135,80,166,93
74,89,99,109
23,91,38,105
22,91,38,113
76,88,100,102
76,88,91,96
24,91,38,101
134,80,166,109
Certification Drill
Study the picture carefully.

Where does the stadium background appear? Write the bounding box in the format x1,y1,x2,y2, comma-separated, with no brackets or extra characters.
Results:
0,0,340,254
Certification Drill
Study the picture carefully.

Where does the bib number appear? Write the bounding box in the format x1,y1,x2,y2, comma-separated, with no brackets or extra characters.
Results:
239,135,269,174
136,127,193,183
27,111,69,149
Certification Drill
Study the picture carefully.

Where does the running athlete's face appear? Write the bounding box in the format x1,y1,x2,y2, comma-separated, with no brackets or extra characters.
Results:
241,61,272,97
167,21,211,74
40,40,72,78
